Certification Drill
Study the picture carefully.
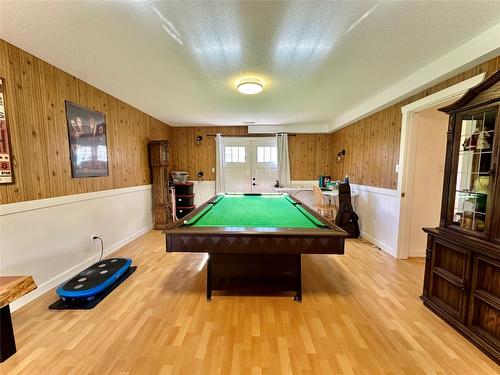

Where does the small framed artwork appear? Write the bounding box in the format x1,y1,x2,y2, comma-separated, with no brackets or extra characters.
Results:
65,101,109,178
0,77,14,184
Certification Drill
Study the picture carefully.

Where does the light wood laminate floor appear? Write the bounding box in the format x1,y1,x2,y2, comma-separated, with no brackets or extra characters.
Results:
1,230,498,374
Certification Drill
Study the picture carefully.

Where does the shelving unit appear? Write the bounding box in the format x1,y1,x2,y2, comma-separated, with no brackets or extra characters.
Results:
174,182,195,219
421,70,500,363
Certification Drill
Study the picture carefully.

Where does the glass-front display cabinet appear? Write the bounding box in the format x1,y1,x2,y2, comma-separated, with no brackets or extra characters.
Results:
451,107,497,236
422,70,500,364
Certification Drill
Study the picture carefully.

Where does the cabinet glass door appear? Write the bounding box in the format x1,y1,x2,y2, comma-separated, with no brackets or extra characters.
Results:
451,108,497,235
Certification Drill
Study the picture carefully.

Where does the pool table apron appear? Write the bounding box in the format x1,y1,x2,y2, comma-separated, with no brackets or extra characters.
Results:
165,231,345,301
164,193,346,301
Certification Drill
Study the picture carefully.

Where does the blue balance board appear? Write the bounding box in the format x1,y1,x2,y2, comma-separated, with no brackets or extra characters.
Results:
57,258,132,299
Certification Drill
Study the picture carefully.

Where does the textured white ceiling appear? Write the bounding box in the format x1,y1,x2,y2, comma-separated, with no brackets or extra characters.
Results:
1,1,500,129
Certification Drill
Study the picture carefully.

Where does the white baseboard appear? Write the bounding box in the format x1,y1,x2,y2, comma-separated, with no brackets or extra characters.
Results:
408,249,426,258
10,224,153,312
360,231,395,257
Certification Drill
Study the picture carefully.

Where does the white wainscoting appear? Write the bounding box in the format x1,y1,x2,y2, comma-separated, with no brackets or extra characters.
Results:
0,185,154,311
191,180,216,207
286,181,400,257
349,184,400,257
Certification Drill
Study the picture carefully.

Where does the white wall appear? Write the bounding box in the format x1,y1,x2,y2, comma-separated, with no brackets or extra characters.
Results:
191,181,216,206
407,109,448,256
0,185,154,311
349,184,400,257
288,181,400,256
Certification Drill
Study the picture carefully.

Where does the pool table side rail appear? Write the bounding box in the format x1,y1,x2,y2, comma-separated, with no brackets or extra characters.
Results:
167,194,344,230
164,194,346,255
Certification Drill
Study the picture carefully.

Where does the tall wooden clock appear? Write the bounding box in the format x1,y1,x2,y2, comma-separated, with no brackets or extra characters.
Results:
149,140,172,229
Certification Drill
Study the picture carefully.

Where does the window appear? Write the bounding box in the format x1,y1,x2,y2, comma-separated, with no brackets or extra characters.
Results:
257,146,277,163
224,146,246,163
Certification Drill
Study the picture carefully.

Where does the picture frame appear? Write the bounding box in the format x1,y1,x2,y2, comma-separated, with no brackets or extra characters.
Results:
0,77,14,184
65,101,109,178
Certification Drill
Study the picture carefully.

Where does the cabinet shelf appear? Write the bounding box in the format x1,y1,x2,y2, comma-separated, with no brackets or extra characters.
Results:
455,211,486,216
455,190,488,196
458,150,493,155
461,129,495,138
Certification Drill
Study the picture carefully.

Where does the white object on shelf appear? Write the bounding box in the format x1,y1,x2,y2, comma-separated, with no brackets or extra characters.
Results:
171,171,189,183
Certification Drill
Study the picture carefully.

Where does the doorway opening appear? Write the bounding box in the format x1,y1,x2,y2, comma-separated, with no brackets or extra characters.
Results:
405,105,450,256
397,73,486,259
222,137,277,193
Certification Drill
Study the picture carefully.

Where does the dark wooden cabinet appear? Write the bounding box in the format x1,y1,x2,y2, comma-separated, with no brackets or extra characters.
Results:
422,70,500,363
426,237,471,323
149,140,172,229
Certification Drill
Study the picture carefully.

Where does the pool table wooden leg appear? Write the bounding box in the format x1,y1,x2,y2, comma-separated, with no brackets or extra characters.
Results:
206,254,212,301
0,304,17,362
294,254,302,302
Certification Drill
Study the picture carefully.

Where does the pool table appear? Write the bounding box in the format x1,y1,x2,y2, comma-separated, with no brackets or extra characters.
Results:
164,193,346,301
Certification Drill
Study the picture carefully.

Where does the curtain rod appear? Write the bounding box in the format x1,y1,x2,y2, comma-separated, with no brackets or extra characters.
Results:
206,133,296,137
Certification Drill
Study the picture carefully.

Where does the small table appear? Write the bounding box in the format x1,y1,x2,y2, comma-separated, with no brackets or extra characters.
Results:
0,276,36,362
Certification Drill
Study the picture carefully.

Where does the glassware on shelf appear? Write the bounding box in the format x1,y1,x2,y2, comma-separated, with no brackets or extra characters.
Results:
473,175,490,194
451,108,495,234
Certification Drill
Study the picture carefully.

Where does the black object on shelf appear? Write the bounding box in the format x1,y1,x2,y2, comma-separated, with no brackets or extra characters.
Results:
176,194,195,206
174,182,195,219
176,206,196,219
174,182,194,195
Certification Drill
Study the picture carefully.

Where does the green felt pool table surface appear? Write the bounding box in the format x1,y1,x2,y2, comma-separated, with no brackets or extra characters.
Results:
185,194,325,228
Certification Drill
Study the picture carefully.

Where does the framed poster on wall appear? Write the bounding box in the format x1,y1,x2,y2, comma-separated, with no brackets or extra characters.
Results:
65,101,109,178
0,77,14,184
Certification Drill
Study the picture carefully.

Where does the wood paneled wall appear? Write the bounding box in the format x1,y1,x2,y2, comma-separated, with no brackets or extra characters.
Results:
288,134,333,180
173,57,499,187
171,128,333,181
2,40,497,200
171,127,248,180
331,56,500,189
0,40,171,204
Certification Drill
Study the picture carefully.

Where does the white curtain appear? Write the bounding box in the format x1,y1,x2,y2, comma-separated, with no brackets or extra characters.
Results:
215,134,225,193
276,133,291,187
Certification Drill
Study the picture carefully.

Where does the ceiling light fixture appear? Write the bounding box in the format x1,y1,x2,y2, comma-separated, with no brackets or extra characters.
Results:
237,78,263,95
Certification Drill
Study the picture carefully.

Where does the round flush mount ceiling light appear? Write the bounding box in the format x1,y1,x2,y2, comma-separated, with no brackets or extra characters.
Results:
237,78,263,95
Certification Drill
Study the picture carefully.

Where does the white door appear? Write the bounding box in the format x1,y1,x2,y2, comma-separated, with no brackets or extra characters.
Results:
222,137,277,193
223,138,252,192
251,138,278,192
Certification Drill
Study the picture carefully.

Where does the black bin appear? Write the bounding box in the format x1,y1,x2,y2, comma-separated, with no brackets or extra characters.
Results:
176,194,194,206
174,182,194,195
176,206,196,219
